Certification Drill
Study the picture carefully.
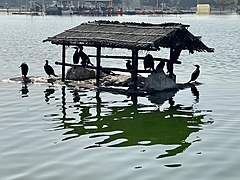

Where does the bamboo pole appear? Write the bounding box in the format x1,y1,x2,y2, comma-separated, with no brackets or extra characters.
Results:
88,55,181,64
62,44,66,81
55,61,153,73
132,49,138,91
96,46,101,87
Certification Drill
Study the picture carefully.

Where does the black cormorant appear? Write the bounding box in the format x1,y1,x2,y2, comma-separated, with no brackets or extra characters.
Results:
73,47,80,64
44,60,58,77
78,46,94,67
19,62,29,78
143,54,154,70
188,65,200,83
126,60,132,71
156,61,165,71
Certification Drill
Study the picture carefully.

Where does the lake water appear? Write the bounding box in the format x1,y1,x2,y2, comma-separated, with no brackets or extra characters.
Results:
1,13,240,180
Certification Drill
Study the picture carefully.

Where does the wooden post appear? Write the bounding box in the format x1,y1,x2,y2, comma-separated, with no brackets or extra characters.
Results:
132,49,138,91
168,46,182,82
96,45,101,87
62,44,66,82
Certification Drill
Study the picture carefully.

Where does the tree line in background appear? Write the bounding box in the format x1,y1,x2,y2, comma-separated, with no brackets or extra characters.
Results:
1,0,238,9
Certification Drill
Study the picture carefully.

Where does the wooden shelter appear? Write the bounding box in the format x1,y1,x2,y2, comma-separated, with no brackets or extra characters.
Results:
43,20,214,92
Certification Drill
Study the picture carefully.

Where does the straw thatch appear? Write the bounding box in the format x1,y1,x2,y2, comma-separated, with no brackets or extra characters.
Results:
43,20,214,53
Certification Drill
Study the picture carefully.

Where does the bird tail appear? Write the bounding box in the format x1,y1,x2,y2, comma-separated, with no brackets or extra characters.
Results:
54,74,58,77
89,62,94,66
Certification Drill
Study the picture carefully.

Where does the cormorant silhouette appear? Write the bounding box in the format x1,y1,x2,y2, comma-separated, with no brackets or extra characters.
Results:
73,47,80,64
78,46,94,67
188,65,200,83
156,61,165,71
126,60,132,71
143,54,154,70
19,62,29,78
44,60,58,77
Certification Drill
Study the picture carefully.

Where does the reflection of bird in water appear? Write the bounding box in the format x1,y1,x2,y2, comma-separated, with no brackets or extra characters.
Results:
168,98,175,107
188,65,200,83
191,86,199,103
143,54,154,70
73,91,80,103
126,60,132,71
78,46,94,67
44,88,55,102
44,60,58,77
19,62,29,79
20,83,29,97
73,47,80,64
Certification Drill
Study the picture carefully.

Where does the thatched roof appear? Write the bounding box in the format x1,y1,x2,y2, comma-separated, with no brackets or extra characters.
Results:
44,20,214,53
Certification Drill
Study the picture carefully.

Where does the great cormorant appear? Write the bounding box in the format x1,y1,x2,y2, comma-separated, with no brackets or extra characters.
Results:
143,54,154,71
78,46,94,67
126,60,132,71
156,61,165,71
73,47,80,64
188,65,200,83
19,62,29,78
44,60,58,77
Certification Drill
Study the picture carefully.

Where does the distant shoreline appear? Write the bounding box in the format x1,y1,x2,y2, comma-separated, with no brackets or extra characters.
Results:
0,7,237,16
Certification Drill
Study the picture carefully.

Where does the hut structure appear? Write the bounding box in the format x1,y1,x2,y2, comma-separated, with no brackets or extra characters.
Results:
43,20,214,93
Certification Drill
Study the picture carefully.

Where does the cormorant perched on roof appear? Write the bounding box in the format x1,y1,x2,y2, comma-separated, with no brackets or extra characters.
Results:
126,60,132,71
188,65,200,83
78,46,94,67
44,60,58,77
143,54,154,71
73,47,80,64
19,62,29,79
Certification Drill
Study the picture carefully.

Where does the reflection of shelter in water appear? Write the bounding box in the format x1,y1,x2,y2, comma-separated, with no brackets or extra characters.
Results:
45,87,212,158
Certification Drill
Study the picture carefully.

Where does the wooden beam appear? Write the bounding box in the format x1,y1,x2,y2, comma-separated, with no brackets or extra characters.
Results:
132,49,138,91
88,55,181,64
96,46,101,87
55,61,153,73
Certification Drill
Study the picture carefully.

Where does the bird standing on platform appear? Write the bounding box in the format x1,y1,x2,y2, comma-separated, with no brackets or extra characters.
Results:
73,47,80,64
143,54,154,71
44,60,58,77
19,62,29,79
126,60,133,76
78,46,94,67
156,61,165,72
126,60,132,71
188,65,200,83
